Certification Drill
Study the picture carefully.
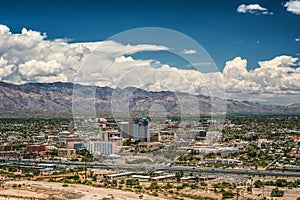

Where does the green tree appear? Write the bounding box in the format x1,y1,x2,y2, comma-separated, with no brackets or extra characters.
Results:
91,174,97,181
126,179,139,186
222,190,235,198
175,171,183,182
271,188,284,197
275,179,287,187
149,182,160,190
254,180,263,188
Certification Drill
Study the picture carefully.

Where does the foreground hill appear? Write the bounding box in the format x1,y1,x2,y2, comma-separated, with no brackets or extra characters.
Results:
0,81,299,115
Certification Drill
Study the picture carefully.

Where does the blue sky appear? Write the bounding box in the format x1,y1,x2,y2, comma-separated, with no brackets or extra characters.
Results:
0,0,299,70
0,0,300,105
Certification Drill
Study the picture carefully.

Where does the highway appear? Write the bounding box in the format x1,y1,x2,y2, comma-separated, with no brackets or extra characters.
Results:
3,158,300,178
159,166,300,178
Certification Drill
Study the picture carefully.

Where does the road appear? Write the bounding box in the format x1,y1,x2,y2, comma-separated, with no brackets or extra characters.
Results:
160,166,300,177
4,158,300,178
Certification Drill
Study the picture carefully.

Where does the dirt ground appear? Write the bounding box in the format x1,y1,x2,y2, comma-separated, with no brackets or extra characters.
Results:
1,180,300,200
0,180,165,200
251,186,300,200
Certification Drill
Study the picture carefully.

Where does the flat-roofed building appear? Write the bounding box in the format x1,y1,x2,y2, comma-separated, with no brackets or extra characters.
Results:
67,141,82,149
101,130,120,141
151,173,175,182
26,144,46,153
84,141,117,155
57,148,76,157
132,175,150,181
105,172,135,179
137,142,161,152
150,130,160,141
58,131,71,142
0,151,17,158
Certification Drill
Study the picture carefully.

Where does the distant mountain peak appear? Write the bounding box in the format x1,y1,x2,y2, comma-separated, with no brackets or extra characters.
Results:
0,81,299,115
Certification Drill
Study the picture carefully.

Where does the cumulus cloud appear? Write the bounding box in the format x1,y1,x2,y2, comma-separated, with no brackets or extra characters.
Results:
285,0,300,15
88,54,300,104
181,49,197,55
0,24,300,105
258,55,299,68
237,4,273,15
19,60,65,81
221,55,300,104
0,57,15,79
0,24,168,84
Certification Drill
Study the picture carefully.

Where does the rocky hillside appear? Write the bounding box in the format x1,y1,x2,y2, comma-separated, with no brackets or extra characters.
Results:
0,81,299,115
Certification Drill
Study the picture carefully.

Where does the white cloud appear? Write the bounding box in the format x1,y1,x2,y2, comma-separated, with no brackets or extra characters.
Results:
0,24,300,105
295,38,300,42
285,0,300,15
181,49,197,55
237,4,273,15
223,57,248,78
19,60,65,81
0,24,168,84
94,54,300,104
221,55,300,103
114,56,135,63
258,55,299,68
0,57,15,80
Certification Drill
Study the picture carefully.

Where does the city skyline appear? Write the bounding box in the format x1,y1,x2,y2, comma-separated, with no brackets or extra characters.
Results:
0,2,300,199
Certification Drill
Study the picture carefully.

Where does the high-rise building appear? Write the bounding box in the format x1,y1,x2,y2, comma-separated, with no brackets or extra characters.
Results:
138,118,150,142
118,121,140,140
117,122,129,138
130,123,139,141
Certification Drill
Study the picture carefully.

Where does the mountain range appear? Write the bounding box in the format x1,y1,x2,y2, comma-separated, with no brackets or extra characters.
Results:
0,81,299,115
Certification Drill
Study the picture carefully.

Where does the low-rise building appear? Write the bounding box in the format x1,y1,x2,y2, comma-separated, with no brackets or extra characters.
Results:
78,141,117,155
26,144,46,153
57,148,76,157
0,151,17,158
137,142,161,152
150,130,161,141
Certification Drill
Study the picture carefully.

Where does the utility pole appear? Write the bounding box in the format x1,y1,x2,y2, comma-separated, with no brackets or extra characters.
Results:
250,177,253,195
262,176,265,200
18,154,21,172
84,161,87,181
84,148,87,181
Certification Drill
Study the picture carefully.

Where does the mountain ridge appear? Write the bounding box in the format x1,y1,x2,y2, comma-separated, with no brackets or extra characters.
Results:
0,81,299,115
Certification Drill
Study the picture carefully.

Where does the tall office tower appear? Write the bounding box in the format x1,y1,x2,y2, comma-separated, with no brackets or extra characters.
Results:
130,123,139,141
117,122,130,138
138,117,150,142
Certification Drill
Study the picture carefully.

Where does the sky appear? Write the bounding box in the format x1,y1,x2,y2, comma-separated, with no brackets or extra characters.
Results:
0,0,299,105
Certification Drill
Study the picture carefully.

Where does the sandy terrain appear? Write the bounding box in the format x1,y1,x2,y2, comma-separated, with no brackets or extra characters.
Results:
0,180,166,200
252,186,300,200
1,180,300,200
